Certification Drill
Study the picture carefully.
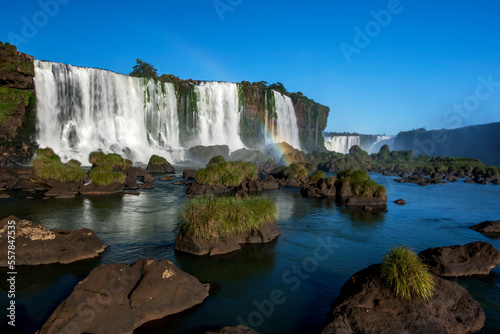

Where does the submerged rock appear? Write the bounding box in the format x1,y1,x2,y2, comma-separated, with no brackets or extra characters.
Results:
470,220,500,234
321,264,485,334
175,221,280,256
36,258,209,334
0,216,106,266
418,241,500,277
394,199,407,205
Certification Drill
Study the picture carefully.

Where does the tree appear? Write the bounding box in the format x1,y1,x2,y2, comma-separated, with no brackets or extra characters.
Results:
130,59,158,78
268,82,287,95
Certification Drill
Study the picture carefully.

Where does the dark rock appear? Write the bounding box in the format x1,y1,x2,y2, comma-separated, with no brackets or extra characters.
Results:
204,325,258,334
189,145,230,164
36,258,209,334
146,158,175,174
185,182,232,197
282,178,301,187
236,189,249,199
464,178,474,183
394,199,407,205
0,193,11,199
126,166,147,179
159,175,175,181
262,180,279,190
247,180,263,192
0,216,106,266
175,221,280,256
173,181,183,185
140,172,155,183
470,220,500,234
44,182,79,199
124,176,139,189
79,183,124,195
139,181,155,189
363,205,373,211
419,241,500,277
344,195,388,207
321,264,485,334
183,168,197,180
122,190,140,196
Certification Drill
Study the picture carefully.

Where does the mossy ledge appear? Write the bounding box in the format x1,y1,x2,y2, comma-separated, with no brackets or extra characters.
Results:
32,148,86,184
174,196,280,256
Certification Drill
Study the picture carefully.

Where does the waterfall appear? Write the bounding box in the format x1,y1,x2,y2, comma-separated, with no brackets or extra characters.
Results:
34,60,304,164
367,135,394,154
324,136,361,154
270,91,301,150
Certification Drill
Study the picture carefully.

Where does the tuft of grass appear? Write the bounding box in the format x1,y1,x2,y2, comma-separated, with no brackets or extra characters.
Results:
309,170,325,183
284,163,308,179
337,168,386,198
148,154,167,166
88,152,130,186
181,196,278,240
380,246,435,302
208,155,226,165
195,161,257,187
88,151,132,168
32,148,86,183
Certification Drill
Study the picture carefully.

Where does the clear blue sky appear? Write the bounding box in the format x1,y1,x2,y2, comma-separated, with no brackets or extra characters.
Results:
1,0,500,135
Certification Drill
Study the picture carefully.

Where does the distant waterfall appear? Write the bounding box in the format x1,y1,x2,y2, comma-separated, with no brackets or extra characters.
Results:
34,60,303,164
324,136,361,154
368,135,394,154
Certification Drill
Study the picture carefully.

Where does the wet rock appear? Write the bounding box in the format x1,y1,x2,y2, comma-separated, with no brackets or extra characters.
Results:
470,220,500,234
79,183,124,195
139,181,155,189
183,168,197,180
124,176,139,189
394,199,406,205
419,241,500,277
159,175,175,181
0,216,106,266
36,258,209,334
321,264,485,334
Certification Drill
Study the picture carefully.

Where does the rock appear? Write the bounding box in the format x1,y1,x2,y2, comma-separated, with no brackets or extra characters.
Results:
344,195,388,207
185,182,232,197
139,181,155,189
464,178,474,183
470,220,500,234
140,172,155,183
183,168,197,180
0,216,106,266
159,175,175,181
262,180,279,190
235,189,248,199
189,145,230,164
122,190,140,196
321,264,485,334
247,180,263,192
173,181,183,185
301,178,336,198
204,325,258,334
44,181,80,199
79,183,124,195
146,157,175,174
175,221,280,256
0,193,11,199
419,241,500,277
36,258,209,334
394,199,406,205
124,176,139,189
126,166,147,179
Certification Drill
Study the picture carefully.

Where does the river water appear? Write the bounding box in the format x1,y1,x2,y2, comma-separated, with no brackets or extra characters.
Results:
1,171,500,333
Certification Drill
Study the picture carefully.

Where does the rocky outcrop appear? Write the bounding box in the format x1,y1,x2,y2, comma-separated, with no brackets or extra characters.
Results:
36,258,209,334
0,42,37,166
145,155,175,174
175,221,280,256
183,168,197,179
0,216,106,266
321,264,485,334
470,220,500,234
300,178,336,198
418,241,500,277
185,181,233,197
189,145,230,164
343,195,388,206
394,173,448,186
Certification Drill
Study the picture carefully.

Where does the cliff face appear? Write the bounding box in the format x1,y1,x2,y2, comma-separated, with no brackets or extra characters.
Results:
0,42,36,166
292,96,330,152
393,122,500,166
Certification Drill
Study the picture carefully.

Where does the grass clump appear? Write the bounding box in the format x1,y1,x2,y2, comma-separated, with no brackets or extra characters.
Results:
148,154,167,166
284,163,308,179
380,246,435,302
208,155,226,165
195,160,257,187
309,170,325,183
88,151,132,168
181,196,278,240
88,152,130,186
337,169,386,198
32,148,86,183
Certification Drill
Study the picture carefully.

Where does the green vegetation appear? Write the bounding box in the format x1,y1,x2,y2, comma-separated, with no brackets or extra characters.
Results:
208,155,226,165
88,152,130,186
181,196,278,240
325,176,336,186
129,59,158,78
195,160,257,187
337,169,386,198
380,246,435,302
272,162,309,180
148,154,167,166
309,170,325,183
32,148,86,183
0,86,34,126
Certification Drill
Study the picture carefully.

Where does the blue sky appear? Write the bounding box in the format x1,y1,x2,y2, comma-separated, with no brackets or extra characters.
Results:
1,0,499,135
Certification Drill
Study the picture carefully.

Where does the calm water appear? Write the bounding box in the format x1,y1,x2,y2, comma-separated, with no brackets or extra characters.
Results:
1,171,500,333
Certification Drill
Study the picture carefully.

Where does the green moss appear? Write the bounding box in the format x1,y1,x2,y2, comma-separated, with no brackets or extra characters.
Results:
195,160,257,187
148,154,167,166
208,155,226,165
88,152,131,186
181,196,278,240
88,151,132,168
32,148,86,183
89,169,126,186
309,170,325,183
284,163,308,179
337,169,386,198
0,86,33,125
381,246,435,302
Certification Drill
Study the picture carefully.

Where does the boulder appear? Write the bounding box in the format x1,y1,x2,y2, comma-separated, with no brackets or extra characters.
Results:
124,176,139,189
0,216,106,266
419,241,500,277
394,199,407,205
175,221,280,256
139,181,155,189
185,182,232,197
126,166,147,179
140,172,155,183
321,264,485,334
301,178,336,198
247,180,263,192
146,158,175,174
183,168,197,180
470,220,500,234
79,183,124,195
189,145,230,164
205,326,258,334
42,181,80,199
159,175,175,181
36,258,209,334
344,195,387,207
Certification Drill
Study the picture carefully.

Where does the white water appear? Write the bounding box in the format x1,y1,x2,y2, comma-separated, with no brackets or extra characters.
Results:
34,61,303,164
324,136,361,154
269,91,301,150
368,135,394,154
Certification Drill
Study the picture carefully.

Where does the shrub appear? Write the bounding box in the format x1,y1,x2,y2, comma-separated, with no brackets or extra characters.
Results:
32,148,86,183
181,196,278,240
195,161,257,187
148,154,167,166
380,246,435,301
284,163,308,179
309,170,325,183
337,169,386,198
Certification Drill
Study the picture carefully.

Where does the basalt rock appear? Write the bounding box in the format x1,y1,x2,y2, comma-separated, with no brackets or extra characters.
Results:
470,220,500,234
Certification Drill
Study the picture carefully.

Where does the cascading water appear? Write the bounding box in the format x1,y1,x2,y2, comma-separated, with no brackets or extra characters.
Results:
368,135,394,154
324,136,361,154
268,91,301,150
34,60,304,163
